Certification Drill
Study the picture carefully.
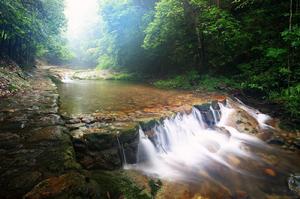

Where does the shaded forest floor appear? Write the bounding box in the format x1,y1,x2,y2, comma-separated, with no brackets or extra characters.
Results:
0,57,30,97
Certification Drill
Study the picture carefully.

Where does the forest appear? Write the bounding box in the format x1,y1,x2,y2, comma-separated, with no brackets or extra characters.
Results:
1,0,299,123
0,0,300,198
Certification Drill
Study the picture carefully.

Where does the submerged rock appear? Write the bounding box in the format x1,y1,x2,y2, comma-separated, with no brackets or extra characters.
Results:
267,137,285,146
264,168,277,177
194,103,221,127
288,174,300,196
229,108,260,135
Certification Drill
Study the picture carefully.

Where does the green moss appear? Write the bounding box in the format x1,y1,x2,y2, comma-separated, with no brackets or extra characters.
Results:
149,179,162,197
8,84,18,92
139,119,159,132
63,146,82,170
107,73,135,81
91,170,151,199
197,75,240,92
153,73,240,92
118,125,138,143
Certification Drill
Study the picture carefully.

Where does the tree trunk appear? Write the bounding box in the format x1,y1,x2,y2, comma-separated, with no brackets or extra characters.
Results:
289,0,293,31
181,0,206,72
288,0,293,89
216,0,221,8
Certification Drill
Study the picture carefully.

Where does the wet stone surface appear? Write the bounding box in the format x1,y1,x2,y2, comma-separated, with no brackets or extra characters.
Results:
57,80,228,171
0,68,83,199
1,66,300,199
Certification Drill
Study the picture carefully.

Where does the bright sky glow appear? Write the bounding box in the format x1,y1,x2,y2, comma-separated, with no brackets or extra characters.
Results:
65,0,99,39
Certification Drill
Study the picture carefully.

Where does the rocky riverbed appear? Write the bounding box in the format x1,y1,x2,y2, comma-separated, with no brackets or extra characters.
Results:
0,66,225,198
0,66,162,198
0,66,299,199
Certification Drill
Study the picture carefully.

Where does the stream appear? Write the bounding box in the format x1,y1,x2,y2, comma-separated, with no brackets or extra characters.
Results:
58,80,210,115
58,79,300,199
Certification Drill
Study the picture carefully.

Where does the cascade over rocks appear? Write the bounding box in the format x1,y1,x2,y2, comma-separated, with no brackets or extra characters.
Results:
1,66,299,198
66,97,279,173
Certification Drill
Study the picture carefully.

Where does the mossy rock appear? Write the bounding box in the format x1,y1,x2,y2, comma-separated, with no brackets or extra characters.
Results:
90,170,151,199
139,119,160,132
118,125,138,143
83,133,116,151
24,172,101,199
48,74,63,84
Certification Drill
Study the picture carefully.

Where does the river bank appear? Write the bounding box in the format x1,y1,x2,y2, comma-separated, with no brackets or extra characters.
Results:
49,66,300,130
0,64,150,198
0,64,300,198
0,65,226,198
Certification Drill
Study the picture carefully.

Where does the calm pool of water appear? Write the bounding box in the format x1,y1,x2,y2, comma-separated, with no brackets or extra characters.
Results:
58,80,204,116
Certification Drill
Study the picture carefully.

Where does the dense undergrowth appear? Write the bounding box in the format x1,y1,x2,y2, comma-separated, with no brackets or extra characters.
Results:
153,70,239,91
0,57,29,97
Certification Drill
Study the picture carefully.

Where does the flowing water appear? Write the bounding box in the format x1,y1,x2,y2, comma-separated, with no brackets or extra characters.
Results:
127,100,300,198
58,80,300,198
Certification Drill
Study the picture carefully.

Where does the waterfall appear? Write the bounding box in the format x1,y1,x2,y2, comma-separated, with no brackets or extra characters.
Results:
234,97,272,129
116,135,128,167
61,75,73,83
128,99,274,182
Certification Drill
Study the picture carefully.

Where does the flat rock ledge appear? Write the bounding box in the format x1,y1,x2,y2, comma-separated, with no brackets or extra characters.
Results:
0,68,86,199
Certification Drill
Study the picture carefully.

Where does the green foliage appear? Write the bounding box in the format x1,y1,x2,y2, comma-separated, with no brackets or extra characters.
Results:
108,73,135,81
265,48,287,60
97,0,154,71
282,26,300,48
193,1,249,69
97,54,116,69
148,179,162,197
270,84,300,117
197,75,240,91
153,72,244,100
143,0,184,49
95,0,300,123
154,70,200,89
0,0,68,65
2,0,300,121
154,71,239,91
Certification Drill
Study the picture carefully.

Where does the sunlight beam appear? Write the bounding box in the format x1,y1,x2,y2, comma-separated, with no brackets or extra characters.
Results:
64,0,99,39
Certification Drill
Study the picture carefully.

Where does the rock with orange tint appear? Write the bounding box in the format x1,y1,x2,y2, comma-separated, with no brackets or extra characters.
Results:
192,194,209,199
228,107,260,135
198,181,232,199
264,168,277,176
265,195,292,199
24,172,100,199
227,155,241,166
233,190,249,199
156,182,192,199
257,131,273,141
259,153,279,165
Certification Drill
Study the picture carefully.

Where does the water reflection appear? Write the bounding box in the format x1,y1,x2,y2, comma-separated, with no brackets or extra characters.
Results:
58,80,206,116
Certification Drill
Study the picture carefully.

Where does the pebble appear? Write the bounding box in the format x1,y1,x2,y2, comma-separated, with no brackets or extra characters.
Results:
264,168,276,177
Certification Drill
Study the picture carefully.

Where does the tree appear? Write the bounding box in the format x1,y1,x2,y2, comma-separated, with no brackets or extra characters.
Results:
0,0,69,65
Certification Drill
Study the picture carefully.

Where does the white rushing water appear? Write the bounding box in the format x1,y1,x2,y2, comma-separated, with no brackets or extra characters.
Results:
127,99,273,182
61,75,74,83
234,97,273,129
